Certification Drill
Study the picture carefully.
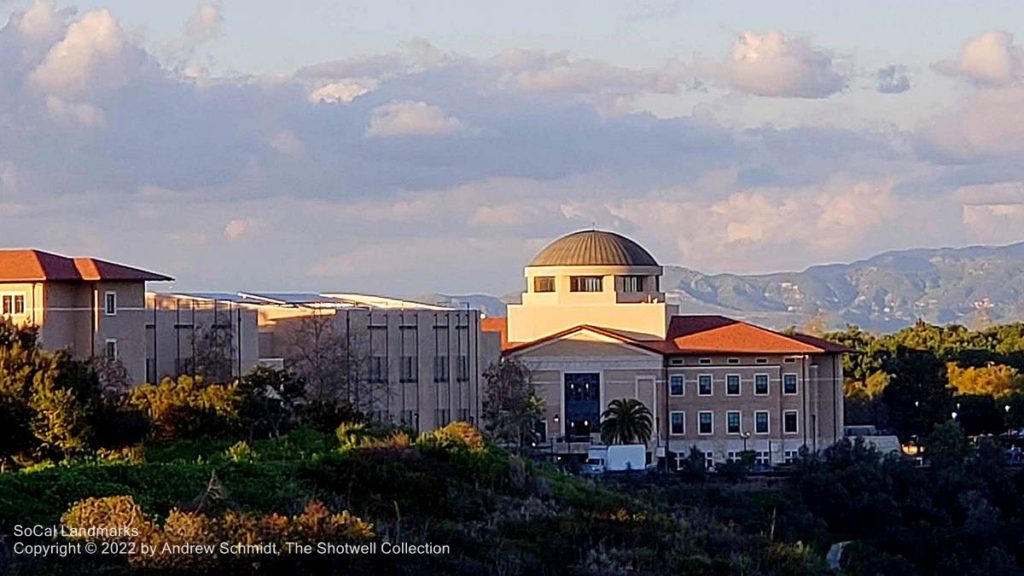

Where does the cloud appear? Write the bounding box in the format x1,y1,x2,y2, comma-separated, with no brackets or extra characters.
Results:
308,79,377,104
702,31,845,98
875,65,910,94
268,130,305,158
223,217,263,241
935,30,1023,86
1,4,1019,294
490,49,688,107
957,182,1024,243
29,9,141,98
925,87,1024,159
365,100,465,137
184,2,224,46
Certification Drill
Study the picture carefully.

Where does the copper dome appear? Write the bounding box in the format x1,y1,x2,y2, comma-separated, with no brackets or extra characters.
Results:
529,230,659,267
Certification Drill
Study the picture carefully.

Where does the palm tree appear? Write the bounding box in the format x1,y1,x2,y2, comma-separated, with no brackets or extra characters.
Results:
600,398,653,445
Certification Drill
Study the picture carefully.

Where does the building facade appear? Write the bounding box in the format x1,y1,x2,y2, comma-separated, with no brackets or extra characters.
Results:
0,249,172,385
146,292,502,433
493,231,847,467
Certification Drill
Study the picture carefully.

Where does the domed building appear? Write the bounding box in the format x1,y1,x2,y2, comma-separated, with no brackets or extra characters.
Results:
495,230,848,470
507,230,677,343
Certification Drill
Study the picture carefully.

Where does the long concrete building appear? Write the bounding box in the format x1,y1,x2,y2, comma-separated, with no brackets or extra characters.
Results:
146,291,500,432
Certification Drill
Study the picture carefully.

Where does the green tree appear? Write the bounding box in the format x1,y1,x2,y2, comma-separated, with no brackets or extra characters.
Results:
881,347,952,438
599,398,652,445
481,359,543,449
238,366,306,438
0,320,99,466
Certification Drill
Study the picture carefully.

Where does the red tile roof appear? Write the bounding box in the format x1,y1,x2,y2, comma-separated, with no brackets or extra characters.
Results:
505,315,849,356
0,249,172,282
668,315,825,354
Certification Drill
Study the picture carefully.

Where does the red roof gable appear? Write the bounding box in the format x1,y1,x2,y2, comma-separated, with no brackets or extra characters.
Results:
504,315,849,356
504,324,666,355
0,249,172,283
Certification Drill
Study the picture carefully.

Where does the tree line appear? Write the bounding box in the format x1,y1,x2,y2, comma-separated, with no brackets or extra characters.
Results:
824,320,1024,439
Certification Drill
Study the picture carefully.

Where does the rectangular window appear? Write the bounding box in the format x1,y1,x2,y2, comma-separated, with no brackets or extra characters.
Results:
368,356,386,383
754,374,769,396
784,410,799,434
533,276,555,293
755,411,770,434
402,410,417,426
104,291,117,316
569,276,603,292
456,355,470,382
784,357,797,364
783,373,798,395
399,356,417,383
670,411,685,435
669,374,684,396
784,450,798,464
697,374,712,396
755,357,768,364
433,355,449,382
698,358,712,365
620,275,644,293
104,338,118,360
727,357,740,364
726,374,740,396
1,294,25,316
704,451,714,469
726,410,741,434
698,411,713,435
436,409,450,426
756,451,771,466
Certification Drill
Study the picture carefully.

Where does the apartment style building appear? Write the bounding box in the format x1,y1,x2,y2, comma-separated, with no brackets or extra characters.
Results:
146,292,501,432
490,230,847,467
0,249,172,384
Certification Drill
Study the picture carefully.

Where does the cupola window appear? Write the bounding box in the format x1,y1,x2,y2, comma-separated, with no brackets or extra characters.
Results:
570,276,603,292
620,275,644,293
533,276,555,293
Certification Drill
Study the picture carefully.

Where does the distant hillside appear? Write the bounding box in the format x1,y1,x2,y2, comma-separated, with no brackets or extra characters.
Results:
430,243,1024,332
664,242,1024,332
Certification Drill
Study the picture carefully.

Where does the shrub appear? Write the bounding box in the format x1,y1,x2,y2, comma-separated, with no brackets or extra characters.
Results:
225,440,257,463
61,495,374,572
129,375,241,440
417,421,485,454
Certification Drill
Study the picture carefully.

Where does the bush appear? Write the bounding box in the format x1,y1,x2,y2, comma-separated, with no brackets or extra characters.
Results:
416,421,485,454
129,375,241,440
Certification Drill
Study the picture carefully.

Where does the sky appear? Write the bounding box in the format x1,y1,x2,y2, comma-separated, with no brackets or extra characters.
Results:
3,1,1024,297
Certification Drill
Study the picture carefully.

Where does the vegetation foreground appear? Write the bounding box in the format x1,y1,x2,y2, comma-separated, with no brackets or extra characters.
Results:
4,320,1024,574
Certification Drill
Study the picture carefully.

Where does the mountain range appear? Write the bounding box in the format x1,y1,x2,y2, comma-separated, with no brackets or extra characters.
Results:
422,242,1024,333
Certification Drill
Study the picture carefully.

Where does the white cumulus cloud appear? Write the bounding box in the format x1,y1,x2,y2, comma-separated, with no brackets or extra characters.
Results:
308,79,377,104
184,2,224,45
935,30,1024,86
365,100,465,138
704,31,845,98
29,9,138,98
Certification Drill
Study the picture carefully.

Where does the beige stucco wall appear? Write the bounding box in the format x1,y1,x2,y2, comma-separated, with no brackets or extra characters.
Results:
508,263,677,343
145,294,260,383
512,338,846,465
1,280,158,385
662,353,844,464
